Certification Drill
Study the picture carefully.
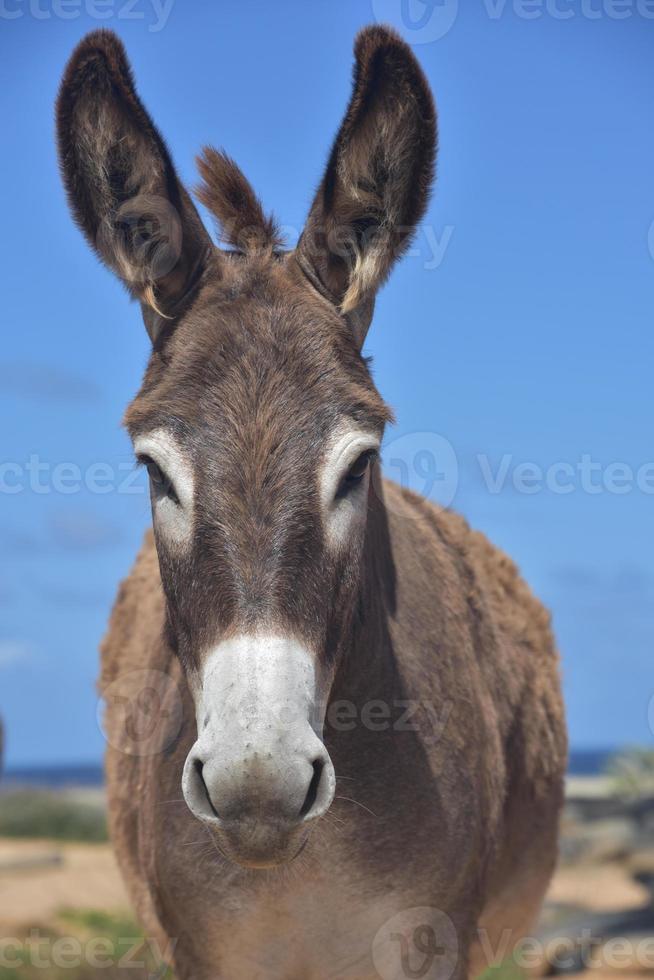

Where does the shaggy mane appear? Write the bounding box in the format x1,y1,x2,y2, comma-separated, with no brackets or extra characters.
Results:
196,148,282,253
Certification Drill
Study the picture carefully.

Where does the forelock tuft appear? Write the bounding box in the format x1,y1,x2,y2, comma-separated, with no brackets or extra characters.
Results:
195,148,283,253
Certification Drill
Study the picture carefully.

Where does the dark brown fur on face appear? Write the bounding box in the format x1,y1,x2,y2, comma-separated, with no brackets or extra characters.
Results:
57,25,566,980
195,149,283,253
124,255,392,667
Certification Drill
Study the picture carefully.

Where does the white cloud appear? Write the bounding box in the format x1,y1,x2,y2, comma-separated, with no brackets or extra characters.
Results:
0,641,31,668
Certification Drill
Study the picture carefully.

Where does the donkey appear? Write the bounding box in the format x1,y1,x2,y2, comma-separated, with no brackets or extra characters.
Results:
57,26,566,980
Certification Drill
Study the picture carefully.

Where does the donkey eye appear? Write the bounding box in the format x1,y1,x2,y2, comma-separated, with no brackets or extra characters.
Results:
138,455,179,505
337,449,377,497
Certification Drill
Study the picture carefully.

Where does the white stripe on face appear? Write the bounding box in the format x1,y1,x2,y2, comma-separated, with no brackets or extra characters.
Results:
319,426,381,550
133,429,194,547
195,633,328,740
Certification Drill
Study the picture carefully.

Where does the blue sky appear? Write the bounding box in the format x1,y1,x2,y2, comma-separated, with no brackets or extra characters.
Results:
0,1,652,767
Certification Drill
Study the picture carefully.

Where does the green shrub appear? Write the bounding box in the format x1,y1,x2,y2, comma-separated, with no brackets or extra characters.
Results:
605,747,654,799
0,790,107,842
477,961,525,980
0,909,175,979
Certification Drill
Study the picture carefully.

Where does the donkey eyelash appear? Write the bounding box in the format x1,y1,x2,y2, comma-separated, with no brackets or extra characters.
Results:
335,448,378,500
135,452,155,473
136,453,180,505
356,447,379,469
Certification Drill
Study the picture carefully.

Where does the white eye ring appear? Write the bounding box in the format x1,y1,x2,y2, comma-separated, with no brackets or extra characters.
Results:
138,455,179,503
320,428,381,548
335,448,378,499
133,429,194,548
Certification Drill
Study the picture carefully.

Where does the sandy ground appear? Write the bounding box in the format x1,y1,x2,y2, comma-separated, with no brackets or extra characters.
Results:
0,839,652,977
547,863,649,912
0,838,129,930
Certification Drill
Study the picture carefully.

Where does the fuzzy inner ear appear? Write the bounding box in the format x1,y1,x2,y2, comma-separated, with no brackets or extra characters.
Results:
295,25,437,346
56,30,212,335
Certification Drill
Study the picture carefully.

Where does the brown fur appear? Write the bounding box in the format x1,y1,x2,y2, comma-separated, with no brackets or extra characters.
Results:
196,149,282,253
56,29,210,324
298,25,437,318
57,25,567,980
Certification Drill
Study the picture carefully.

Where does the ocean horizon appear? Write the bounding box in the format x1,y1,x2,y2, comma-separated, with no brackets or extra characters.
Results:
0,749,620,789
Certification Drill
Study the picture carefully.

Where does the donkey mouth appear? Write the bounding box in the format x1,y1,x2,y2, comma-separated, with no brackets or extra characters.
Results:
208,817,313,870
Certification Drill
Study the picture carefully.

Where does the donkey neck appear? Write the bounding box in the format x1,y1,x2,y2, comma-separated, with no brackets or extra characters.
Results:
329,483,398,708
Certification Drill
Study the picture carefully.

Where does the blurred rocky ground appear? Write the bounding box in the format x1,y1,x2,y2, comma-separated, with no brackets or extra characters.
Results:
1,750,654,978
534,751,654,979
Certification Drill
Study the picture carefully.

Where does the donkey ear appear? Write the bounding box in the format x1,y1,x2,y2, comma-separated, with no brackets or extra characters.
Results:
295,26,437,346
56,30,212,340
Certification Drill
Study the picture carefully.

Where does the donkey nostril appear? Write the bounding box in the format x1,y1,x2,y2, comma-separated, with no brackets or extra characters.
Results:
194,758,220,819
299,759,324,818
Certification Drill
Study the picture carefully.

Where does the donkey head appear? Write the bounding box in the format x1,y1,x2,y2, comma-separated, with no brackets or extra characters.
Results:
57,27,436,868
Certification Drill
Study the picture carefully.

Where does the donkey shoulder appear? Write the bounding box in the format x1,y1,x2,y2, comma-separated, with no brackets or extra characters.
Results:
99,529,164,690
384,478,567,799
382,478,556,664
